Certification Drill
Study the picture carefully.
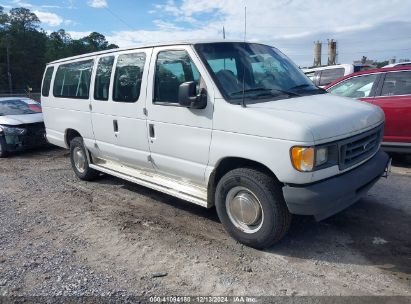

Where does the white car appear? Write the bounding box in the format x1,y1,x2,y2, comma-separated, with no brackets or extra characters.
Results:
303,64,373,87
0,97,46,157
41,41,390,248
383,61,411,68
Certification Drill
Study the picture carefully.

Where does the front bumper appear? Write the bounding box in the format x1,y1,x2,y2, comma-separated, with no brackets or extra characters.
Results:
282,150,390,221
1,132,48,152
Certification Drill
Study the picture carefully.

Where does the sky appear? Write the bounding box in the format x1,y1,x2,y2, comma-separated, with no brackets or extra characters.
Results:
1,0,410,67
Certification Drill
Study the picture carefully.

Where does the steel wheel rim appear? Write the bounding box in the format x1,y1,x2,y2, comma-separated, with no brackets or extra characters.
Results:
73,146,86,173
226,186,264,234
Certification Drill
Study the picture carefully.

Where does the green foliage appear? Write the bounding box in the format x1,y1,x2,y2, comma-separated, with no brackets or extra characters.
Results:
375,61,389,68
0,6,8,26
0,6,119,93
9,7,40,30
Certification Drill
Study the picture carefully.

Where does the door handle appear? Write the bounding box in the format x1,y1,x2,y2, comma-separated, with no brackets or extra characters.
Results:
113,120,118,133
149,124,155,138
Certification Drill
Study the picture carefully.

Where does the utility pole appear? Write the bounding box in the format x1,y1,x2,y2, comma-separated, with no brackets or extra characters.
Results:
6,36,12,94
4,22,13,94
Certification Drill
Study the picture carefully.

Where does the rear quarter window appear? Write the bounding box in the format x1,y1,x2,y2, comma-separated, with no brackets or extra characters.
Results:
381,71,411,96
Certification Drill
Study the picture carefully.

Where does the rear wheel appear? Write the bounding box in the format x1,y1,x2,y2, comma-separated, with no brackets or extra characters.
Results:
0,137,8,158
69,137,99,181
215,168,291,249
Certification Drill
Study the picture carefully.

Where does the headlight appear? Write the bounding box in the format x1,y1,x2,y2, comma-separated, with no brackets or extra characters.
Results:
291,146,331,172
0,125,27,135
315,147,328,167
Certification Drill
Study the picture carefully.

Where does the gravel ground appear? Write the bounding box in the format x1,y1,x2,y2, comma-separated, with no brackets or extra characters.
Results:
0,147,410,298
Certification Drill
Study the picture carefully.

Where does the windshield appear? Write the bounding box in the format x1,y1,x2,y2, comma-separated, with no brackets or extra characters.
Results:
0,99,42,116
195,42,325,104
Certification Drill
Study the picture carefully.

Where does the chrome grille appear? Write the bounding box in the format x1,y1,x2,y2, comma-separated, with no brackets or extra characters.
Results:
339,125,383,170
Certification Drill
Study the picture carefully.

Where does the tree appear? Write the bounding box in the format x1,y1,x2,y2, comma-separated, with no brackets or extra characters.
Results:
8,7,40,30
0,6,8,27
0,7,118,93
80,32,118,52
2,8,46,92
0,6,8,91
46,29,72,62
107,43,119,50
375,61,389,68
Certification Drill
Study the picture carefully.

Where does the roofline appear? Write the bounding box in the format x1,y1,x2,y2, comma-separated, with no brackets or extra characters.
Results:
302,63,378,72
383,61,411,67
324,65,411,89
302,64,354,72
47,40,253,65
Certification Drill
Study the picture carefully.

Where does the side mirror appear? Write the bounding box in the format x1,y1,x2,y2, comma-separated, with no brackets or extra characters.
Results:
178,81,207,109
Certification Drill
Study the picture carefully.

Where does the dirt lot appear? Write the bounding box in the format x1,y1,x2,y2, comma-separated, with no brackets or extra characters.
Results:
0,147,410,298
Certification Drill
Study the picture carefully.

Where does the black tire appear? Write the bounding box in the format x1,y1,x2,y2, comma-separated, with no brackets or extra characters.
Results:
0,136,8,158
69,137,99,181
215,168,292,249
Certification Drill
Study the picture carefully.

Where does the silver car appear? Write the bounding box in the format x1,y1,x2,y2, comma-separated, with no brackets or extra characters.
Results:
0,97,47,157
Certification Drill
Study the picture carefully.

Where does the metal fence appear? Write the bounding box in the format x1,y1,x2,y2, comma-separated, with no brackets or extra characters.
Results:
0,92,41,102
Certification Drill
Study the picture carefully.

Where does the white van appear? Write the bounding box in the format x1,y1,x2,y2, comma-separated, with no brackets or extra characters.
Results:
303,64,374,87
41,41,390,248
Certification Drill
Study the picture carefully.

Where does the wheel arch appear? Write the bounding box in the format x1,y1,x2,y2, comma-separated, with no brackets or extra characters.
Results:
207,157,281,207
64,128,82,148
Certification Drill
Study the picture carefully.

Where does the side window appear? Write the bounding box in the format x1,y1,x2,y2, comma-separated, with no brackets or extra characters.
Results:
53,60,94,99
154,50,201,104
319,68,345,86
208,58,237,76
42,66,54,97
113,53,146,103
94,56,114,101
329,74,378,98
381,71,411,96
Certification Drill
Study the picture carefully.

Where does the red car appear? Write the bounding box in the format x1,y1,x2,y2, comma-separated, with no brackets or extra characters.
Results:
325,66,411,153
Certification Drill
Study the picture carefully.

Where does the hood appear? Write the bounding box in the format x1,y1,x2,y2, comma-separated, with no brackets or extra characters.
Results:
246,93,384,142
214,93,384,143
0,113,44,126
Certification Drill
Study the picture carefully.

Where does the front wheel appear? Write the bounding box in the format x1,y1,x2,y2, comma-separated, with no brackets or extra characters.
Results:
215,168,291,249
69,137,99,181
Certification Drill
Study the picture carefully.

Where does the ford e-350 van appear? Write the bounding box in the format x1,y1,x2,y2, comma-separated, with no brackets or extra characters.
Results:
41,41,390,248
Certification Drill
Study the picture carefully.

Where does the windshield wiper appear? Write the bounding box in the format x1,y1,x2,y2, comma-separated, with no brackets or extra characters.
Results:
289,84,313,90
289,83,327,94
230,87,300,97
230,88,272,96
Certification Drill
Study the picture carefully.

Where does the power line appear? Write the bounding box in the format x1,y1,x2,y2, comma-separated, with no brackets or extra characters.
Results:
103,6,135,31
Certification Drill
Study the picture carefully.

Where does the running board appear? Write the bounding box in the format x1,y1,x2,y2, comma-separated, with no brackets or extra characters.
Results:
89,160,209,208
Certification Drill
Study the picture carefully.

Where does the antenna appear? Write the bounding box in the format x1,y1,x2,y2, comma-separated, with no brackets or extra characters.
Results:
241,5,247,108
244,6,247,42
